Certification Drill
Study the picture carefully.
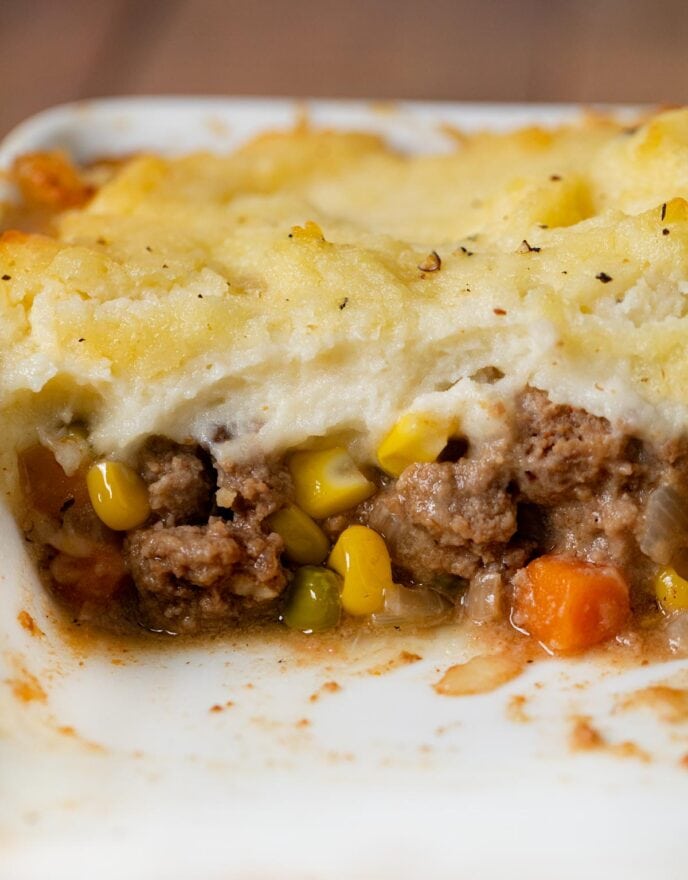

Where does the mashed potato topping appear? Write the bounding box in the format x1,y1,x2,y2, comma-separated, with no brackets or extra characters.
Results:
3,109,688,468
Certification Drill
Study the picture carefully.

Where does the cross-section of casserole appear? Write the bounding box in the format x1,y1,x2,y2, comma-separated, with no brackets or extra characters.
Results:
3,108,688,652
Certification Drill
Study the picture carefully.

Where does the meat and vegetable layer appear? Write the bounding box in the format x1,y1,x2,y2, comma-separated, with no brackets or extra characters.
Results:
5,109,688,651
16,386,688,651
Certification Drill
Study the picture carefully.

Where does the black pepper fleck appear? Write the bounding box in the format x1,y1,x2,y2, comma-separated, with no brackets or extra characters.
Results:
493,308,507,316
517,240,541,254
1,274,11,281
661,203,667,221
550,174,562,181
338,297,349,310
596,272,613,283
662,228,670,235
459,245,474,256
78,337,85,342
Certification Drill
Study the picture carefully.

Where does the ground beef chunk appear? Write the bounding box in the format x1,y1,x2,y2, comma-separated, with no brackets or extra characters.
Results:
130,520,244,591
509,388,675,589
139,437,213,526
125,457,291,632
363,486,482,581
544,493,640,563
394,441,516,547
126,518,286,632
215,459,292,520
514,388,629,504
361,443,523,585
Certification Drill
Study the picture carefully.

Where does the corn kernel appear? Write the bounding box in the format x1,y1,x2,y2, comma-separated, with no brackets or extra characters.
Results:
377,412,454,477
87,460,150,531
289,447,375,519
268,503,330,565
328,525,391,615
655,566,688,613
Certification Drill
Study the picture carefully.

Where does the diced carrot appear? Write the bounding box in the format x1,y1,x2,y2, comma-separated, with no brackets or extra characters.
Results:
12,151,93,209
513,555,630,653
19,444,128,604
50,548,128,604
18,444,90,520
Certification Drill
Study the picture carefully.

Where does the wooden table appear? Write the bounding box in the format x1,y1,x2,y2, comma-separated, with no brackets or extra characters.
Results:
1,0,687,136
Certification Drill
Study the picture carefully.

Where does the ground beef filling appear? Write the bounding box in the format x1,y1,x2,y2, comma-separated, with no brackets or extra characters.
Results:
139,436,214,527
124,451,291,631
361,390,684,614
26,388,688,633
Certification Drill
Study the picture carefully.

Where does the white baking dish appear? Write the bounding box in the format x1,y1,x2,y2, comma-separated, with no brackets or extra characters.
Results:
1,97,686,880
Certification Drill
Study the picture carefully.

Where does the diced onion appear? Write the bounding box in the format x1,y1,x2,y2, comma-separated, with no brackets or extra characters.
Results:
366,502,404,547
37,425,90,477
639,484,688,565
464,570,504,624
371,582,451,627
434,653,523,696
663,610,688,655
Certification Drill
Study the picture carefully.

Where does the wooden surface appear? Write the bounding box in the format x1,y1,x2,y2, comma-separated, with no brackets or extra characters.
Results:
1,0,687,136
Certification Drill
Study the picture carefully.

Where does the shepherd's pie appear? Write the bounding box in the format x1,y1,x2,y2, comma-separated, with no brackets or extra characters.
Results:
4,109,688,651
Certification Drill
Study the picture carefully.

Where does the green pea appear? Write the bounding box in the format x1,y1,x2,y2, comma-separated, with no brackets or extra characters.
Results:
282,566,342,633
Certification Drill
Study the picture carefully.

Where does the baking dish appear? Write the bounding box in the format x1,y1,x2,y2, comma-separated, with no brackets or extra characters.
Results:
1,97,686,880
